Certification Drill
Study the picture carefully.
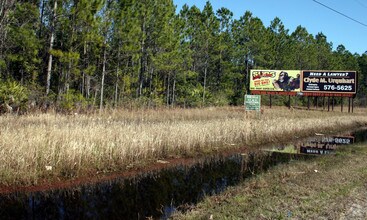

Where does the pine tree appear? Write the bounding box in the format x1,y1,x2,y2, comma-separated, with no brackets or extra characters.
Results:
232,11,267,94
0,0,15,75
288,26,317,69
109,0,141,106
215,7,237,104
267,17,289,69
6,2,41,84
150,0,180,106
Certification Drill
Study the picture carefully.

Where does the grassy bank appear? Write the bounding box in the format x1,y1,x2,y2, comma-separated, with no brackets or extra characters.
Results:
1,106,367,186
171,143,367,219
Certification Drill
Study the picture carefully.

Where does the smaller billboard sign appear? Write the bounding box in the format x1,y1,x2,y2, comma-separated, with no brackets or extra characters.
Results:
302,71,356,94
245,95,261,111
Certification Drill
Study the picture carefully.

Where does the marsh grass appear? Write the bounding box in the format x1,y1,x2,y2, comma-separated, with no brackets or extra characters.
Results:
171,144,367,219
1,106,367,186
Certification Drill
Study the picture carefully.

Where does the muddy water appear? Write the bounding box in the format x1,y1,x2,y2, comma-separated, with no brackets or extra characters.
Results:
1,129,367,220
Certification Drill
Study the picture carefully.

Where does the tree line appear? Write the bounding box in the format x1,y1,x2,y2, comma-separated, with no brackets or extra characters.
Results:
0,0,367,112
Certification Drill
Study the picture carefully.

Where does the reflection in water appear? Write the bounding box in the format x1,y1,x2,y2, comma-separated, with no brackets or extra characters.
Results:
271,135,354,155
0,153,309,219
269,129,367,155
1,129,366,219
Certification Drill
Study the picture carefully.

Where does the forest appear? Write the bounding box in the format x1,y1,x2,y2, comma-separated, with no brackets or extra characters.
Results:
1,0,367,112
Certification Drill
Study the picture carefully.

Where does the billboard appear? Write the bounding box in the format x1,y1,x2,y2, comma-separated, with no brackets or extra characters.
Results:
302,70,356,94
250,70,301,93
250,69,357,97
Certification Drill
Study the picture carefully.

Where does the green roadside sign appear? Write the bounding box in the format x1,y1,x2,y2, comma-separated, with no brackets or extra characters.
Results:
245,95,261,111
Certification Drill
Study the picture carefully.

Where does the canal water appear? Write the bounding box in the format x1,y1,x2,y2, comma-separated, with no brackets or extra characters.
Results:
1,129,367,219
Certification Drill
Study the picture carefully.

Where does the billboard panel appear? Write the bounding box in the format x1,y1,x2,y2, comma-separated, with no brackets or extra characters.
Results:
302,70,356,94
250,70,301,93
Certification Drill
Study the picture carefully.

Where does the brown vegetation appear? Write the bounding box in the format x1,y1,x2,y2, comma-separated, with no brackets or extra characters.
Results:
0,106,366,187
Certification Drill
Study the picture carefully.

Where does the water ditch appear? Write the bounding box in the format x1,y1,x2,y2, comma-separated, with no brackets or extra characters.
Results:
1,129,367,220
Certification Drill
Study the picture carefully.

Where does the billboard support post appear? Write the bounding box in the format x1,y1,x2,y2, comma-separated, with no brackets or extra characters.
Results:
352,97,354,113
315,97,317,109
295,96,298,108
269,94,272,108
288,95,291,109
341,97,343,112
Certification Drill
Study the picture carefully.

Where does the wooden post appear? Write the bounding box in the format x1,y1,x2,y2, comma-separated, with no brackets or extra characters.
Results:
315,97,318,109
352,97,354,113
269,94,272,108
295,95,298,108
288,95,291,109
341,97,343,112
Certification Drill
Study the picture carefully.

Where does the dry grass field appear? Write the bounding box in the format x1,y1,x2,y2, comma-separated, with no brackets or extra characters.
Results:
1,106,367,186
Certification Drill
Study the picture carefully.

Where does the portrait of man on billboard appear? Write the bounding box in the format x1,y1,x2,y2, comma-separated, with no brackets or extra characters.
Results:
273,71,300,91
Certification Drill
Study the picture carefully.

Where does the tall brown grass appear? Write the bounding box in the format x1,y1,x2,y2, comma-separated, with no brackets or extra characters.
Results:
0,106,367,186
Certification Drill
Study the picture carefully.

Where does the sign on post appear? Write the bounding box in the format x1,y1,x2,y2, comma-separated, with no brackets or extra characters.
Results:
245,95,261,111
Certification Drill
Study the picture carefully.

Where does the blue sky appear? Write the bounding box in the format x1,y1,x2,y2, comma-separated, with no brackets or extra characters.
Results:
173,0,367,55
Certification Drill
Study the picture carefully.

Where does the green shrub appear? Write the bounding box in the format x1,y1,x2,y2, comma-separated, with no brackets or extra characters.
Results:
59,89,88,112
0,80,28,112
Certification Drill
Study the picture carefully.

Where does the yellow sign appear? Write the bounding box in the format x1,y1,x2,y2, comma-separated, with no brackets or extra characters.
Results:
250,70,301,92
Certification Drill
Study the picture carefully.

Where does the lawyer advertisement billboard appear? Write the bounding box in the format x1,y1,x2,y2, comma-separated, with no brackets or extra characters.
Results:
301,70,356,94
250,70,301,93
